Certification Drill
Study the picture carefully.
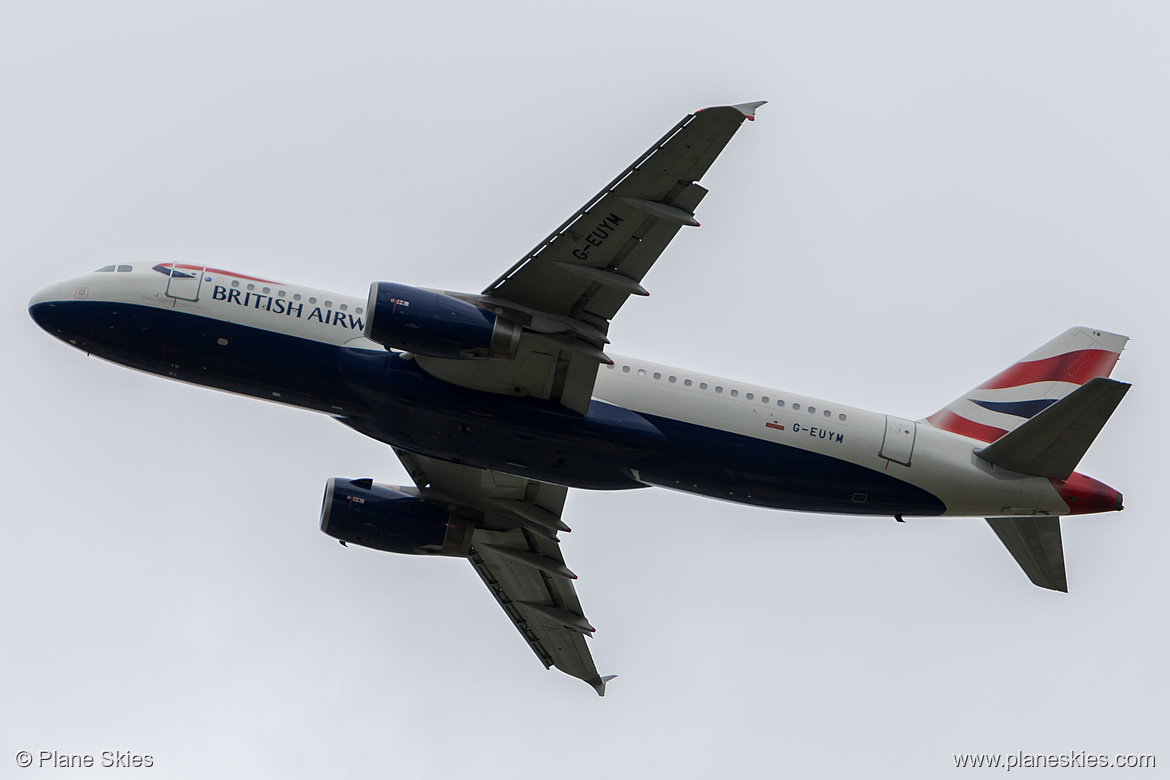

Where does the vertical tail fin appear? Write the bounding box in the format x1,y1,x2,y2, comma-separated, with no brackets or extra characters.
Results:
923,327,1128,443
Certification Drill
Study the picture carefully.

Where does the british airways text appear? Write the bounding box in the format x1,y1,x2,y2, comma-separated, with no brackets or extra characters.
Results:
211,285,365,329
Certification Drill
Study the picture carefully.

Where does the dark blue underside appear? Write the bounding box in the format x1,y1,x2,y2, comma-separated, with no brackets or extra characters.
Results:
30,301,946,516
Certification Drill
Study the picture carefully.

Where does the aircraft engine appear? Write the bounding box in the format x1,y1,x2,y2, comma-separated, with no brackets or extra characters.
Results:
320,477,473,556
364,282,520,359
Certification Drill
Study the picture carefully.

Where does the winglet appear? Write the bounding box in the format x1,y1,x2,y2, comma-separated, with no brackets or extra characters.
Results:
696,100,767,121
591,674,618,697
731,100,767,120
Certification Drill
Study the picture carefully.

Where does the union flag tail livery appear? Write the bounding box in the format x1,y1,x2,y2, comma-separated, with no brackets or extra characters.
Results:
921,328,1129,594
29,102,1132,692
924,327,1128,444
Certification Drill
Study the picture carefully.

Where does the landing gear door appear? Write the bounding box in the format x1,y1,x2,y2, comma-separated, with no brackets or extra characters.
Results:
880,416,916,466
165,264,205,302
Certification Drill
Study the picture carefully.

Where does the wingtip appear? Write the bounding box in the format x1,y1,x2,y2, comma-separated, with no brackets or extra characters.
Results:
591,674,618,696
732,100,767,120
696,100,767,121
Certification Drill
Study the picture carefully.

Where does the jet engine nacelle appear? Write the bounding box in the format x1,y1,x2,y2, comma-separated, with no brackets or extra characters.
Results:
364,282,520,359
320,477,473,556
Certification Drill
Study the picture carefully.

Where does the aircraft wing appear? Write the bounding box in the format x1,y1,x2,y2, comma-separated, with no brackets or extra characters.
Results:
415,102,763,413
484,101,765,323
394,449,615,695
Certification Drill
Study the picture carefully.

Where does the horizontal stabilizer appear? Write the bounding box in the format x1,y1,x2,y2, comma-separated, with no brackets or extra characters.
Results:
975,378,1130,479
986,516,1067,592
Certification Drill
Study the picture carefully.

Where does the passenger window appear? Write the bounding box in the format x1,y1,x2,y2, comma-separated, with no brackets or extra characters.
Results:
294,293,301,301
699,382,708,390
277,290,286,298
340,303,348,312
777,400,785,407
792,403,800,411
247,284,255,291
824,410,831,417
762,396,769,404
715,386,723,393
745,392,753,400
730,389,738,397
325,300,333,308
622,366,630,373
684,379,692,387
231,280,240,288
653,372,661,380
808,406,816,414
309,297,318,304
262,286,270,294
637,369,646,377
668,376,677,383
356,307,363,314
839,413,848,421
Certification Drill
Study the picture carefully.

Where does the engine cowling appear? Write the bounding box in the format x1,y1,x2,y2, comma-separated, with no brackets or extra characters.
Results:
364,282,520,359
320,477,472,556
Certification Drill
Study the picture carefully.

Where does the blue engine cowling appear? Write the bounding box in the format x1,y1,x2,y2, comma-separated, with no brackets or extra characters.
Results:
364,282,520,359
320,477,473,556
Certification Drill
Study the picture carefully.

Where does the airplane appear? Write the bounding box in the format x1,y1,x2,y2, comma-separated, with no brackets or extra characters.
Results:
28,101,1130,695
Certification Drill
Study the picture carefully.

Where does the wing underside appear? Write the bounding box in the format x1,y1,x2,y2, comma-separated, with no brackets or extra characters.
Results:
395,449,614,694
413,102,764,414
470,528,612,694
484,101,766,324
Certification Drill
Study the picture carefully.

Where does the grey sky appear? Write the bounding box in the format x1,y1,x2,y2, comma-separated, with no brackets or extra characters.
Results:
3,2,1167,777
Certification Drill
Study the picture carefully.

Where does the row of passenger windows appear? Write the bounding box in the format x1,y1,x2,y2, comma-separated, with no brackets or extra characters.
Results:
608,363,848,421
226,278,364,315
94,265,366,316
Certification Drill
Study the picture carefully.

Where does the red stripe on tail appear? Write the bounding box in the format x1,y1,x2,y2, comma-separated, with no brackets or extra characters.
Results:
980,350,1120,390
926,409,1008,443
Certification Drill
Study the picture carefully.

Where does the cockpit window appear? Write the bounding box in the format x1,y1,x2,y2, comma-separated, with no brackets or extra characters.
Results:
96,265,115,272
117,265,132,272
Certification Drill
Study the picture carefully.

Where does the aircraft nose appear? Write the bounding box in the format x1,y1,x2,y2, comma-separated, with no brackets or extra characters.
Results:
28,283,63,332
29,282,61,307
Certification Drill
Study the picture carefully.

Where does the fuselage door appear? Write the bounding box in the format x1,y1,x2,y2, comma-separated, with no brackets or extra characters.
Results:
880,415,917,466
165,264,205,301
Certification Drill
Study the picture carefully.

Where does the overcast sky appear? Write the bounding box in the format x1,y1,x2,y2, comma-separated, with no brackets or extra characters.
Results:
3,2,1167,777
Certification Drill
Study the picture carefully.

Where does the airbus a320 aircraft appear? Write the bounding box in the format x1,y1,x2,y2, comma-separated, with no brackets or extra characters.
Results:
30,102,1130,694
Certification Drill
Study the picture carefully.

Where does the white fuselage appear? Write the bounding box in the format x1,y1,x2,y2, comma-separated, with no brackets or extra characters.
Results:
30,265,1087,518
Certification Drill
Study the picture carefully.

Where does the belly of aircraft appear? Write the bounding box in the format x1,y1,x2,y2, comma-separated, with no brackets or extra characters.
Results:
35,300,947,513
